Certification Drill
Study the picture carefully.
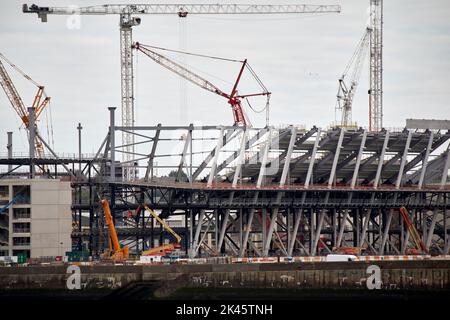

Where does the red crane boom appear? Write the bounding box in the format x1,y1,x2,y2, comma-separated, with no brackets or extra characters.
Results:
132,42,270,126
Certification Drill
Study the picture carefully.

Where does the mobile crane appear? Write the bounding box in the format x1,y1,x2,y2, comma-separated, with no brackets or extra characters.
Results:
100,199,129,260
139,204,182,256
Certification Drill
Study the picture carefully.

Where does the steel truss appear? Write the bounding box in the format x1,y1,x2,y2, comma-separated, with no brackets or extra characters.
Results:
1,108,450,257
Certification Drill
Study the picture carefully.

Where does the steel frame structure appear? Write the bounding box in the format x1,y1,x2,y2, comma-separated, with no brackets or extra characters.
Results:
1,108,450,257
24,3,341,180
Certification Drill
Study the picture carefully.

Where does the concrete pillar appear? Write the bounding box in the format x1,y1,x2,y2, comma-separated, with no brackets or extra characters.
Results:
109,107,116,180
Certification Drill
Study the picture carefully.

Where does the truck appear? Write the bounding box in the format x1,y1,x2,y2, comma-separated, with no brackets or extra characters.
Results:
326,254,357,262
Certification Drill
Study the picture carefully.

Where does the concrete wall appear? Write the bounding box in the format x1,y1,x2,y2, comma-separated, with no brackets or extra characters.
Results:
0,261,448,294
30,180,72,257
0,179,72,258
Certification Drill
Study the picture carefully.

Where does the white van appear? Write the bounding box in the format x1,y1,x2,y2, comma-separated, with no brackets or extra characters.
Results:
326,254,357,262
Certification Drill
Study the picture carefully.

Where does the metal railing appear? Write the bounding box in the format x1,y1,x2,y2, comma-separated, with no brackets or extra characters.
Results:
0,152,99,160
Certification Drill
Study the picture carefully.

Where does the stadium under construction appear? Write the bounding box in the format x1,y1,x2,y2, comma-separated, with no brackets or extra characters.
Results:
2,2,450,303
1,108,449,259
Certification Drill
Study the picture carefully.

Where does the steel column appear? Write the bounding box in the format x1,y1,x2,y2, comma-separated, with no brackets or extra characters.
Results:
305,128,321,188
351,130,367,189
395,130,412,189
109,107,116,180
328,128,345,188
208,127,224,187
280,126,297,187
418,131,434,189
374,130,389,188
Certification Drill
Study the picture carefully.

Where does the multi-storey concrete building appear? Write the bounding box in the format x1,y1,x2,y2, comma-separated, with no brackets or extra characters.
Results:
0,179,72,258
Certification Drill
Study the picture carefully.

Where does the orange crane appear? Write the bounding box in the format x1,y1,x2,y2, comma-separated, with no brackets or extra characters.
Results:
139,204,181,256
132,42,271,126
0,52,51,157
101,199,129,260
399,206,427,254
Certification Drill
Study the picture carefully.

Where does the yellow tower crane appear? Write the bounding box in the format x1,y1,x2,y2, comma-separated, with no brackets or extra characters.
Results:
0,52,51,158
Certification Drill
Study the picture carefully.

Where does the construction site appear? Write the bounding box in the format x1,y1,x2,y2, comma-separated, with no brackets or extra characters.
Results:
0,1,449,300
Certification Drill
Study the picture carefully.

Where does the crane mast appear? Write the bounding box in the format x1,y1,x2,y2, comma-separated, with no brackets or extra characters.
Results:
23,3,341,179
369,0,383,132
336,28,370,128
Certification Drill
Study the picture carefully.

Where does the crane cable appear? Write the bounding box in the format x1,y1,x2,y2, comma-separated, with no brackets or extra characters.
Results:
244,62,270,115
138,43,271,115
0,52,46,96
0,51,54,153
137,43,243,63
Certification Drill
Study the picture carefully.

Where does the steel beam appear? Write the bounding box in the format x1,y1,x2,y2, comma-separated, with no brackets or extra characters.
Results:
305,128,321,188
108,107,116,180
193,128,235,180
395,130,412,189
351,130,367,189
263,208,278,256
28,107,35,178
208,127,224,187
379,209,394,254
280,126,297,187
418,131,434,189
239,209,254,257
440,147,450,190
7,132,12,172
144,123,161,181
311,210,326,256
336,193,352,247
425,207,439,250
257,128,272,188
374,130,390,188
359,209,372,247
190,209,205,258
177,124,193,182
239,192,259,257
232,129,247,188
328,128,345,188
216,192,235,251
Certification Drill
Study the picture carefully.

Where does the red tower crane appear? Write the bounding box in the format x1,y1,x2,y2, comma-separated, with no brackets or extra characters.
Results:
132,42,270,126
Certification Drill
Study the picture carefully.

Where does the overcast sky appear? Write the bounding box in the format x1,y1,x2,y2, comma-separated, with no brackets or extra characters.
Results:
1,0,449,156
